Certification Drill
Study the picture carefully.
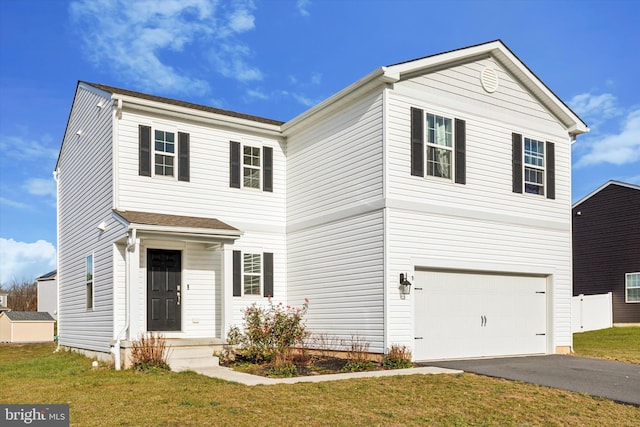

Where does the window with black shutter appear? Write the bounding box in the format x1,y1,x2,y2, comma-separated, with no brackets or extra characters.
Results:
410,108,466,183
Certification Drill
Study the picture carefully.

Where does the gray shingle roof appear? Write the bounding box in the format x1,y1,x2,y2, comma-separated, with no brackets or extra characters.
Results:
84,82,284,126
3,311,55,321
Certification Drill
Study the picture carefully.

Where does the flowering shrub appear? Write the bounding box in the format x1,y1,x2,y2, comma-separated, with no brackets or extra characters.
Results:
227,298,310,363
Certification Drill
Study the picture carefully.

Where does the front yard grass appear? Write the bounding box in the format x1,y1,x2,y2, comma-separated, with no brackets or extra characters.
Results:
2,343,639,426
573,326,640,364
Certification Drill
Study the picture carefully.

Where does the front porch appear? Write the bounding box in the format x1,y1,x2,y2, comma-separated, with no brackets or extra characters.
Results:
112,210,242,369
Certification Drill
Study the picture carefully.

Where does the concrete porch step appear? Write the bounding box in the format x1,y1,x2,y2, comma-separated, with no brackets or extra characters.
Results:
166,342,225,372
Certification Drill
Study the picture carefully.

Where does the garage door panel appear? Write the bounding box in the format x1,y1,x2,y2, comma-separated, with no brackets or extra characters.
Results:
414,270,547,360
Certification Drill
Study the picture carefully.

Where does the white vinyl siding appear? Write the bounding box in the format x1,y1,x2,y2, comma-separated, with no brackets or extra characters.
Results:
57,84,126,352
116,111,285,230
288,210,385,352
286,90,385,352
384,57,573,353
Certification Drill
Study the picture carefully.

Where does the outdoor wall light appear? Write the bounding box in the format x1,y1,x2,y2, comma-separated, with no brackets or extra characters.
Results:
399,273,412,295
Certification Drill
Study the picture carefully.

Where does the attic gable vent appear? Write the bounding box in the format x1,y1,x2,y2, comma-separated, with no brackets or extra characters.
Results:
480,67,499,93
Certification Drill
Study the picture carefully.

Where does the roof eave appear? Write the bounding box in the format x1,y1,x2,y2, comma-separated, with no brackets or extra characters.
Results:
282,67,400,133
113,93,283,137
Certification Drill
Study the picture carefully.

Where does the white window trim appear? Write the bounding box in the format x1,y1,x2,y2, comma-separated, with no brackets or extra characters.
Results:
152,127,178,180
523,137,545,196
86,252,94,311
242,144,262,190
242,251,263,297
425,112,454,181
626,272,640,303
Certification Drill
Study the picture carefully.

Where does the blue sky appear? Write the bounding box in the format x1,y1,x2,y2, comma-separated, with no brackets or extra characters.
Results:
0,0,639,285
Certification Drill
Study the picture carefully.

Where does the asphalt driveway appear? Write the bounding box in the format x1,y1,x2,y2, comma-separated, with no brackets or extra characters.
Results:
425,355,640,406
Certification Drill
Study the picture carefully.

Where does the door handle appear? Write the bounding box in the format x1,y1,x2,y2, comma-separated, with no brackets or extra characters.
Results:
177,290,181,305
480,315,487,327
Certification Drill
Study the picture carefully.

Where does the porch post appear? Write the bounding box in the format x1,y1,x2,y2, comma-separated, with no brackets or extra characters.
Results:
128,237,141,339
221,242,234,340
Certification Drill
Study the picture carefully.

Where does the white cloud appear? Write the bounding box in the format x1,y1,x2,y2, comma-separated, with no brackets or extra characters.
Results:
297,0,311,16
69,0,261,94
0,238,56,285
569,92,623,131
574,109,640,168
228,7,255,32
0,197,29,210
23,178,56,198
0,134,58,160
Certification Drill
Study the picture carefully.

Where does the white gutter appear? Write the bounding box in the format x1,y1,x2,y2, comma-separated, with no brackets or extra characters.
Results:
113,227,136,370
53,170,61,353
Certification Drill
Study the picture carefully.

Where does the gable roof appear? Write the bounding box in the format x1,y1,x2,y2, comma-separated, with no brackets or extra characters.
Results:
113,210,242,239
283,40,588,136
2,311,55,322
573,180,640,208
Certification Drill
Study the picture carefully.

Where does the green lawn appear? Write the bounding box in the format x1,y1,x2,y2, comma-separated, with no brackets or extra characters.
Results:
2,343,639,426
573,326,640,364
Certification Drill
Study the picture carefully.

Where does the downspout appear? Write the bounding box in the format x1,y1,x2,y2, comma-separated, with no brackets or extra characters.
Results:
113,227,135,370
53,170,61,353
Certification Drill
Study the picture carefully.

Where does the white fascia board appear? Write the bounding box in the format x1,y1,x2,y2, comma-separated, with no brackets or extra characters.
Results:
113,94,283,138
130,224,243,240
489,46,589,136
282,67,399,134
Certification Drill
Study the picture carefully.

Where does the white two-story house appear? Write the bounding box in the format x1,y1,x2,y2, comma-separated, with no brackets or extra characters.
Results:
56,40,588,367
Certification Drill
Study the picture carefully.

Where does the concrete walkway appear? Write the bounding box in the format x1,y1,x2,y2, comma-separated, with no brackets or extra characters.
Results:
176,364,462,386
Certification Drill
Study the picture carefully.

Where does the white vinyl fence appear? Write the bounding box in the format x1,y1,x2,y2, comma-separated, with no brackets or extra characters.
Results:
572,292,613,333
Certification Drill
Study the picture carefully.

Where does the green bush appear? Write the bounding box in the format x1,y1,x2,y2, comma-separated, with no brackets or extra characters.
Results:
227,298,310,364
341,360,376,372
267,363,298,378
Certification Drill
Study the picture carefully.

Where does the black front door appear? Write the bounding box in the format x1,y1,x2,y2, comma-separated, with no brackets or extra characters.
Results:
147,249,181,331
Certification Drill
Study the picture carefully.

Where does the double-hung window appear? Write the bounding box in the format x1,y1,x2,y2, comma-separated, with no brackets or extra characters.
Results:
229,141,273,191
410,107,466,184
524,137,545,195
243,146,261,189
232,251,274,297
86,253,94,310
626,273,640,303
243,253,262,295
138,125,190,181
154,130,175,177
426,113,454,179
512,133,555,199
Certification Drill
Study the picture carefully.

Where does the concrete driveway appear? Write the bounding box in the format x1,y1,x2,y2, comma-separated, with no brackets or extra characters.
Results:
425,355,640,406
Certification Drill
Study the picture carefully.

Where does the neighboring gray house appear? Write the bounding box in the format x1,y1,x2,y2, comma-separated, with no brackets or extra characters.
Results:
56,40,588,367
36,270,58,320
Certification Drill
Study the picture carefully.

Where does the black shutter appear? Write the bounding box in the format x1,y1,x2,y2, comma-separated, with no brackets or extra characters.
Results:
178,132,190,182
546,141,555,199
230,141,241,188
139,125,151,177
233,250,241,297
263,146,273,192
263,252,274,297
410,107,424,177
454,118,466,184
512,133,523,193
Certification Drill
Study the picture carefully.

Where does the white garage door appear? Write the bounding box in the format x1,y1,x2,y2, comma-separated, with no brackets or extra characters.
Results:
414,270,547,360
